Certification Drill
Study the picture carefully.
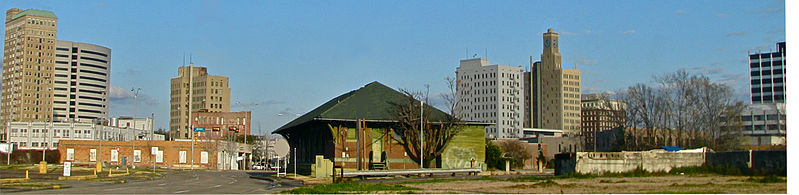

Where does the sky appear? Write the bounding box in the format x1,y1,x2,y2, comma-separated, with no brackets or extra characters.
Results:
0,0,787,135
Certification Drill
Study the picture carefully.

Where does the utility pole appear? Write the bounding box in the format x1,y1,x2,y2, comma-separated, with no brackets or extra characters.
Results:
189,62,195,170
131,88,141,168
420,101,424,169
234,101,259,170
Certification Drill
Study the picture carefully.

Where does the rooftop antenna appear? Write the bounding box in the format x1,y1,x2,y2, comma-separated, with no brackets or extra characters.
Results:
485,48,488,59
183,52,186,66
190,53,193,64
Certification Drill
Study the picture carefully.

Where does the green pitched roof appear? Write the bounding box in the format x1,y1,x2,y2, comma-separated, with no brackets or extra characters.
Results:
275,81,450,133
12,9,57,20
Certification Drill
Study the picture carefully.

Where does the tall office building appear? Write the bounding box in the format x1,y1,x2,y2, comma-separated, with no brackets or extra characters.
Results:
456,58,524,139
169,65,230,139
53,40,111,122
749,42,785,104
2,8,58,128
526,29,582,134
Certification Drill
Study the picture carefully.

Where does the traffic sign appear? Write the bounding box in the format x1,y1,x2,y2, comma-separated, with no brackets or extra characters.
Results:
115,147,120,151
194,128,206,132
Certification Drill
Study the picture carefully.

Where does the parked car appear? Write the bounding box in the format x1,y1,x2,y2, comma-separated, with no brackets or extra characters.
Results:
251,163,266,170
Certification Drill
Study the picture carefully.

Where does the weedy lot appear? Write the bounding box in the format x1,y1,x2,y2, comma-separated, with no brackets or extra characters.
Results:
282,174,786,194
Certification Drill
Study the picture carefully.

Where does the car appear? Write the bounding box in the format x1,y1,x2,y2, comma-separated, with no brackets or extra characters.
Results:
251,163,266,170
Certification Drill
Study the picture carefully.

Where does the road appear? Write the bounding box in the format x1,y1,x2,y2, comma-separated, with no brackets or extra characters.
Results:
9,170,302,194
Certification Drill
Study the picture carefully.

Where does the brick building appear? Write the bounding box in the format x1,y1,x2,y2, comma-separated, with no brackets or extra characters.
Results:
191,111,251,139
57,139,251,170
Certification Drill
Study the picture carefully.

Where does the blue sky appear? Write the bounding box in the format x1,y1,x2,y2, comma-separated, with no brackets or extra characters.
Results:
1,0,786,134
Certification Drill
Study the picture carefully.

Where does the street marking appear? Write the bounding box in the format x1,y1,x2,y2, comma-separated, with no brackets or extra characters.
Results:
174,190,190,194
158,183,167,186
212,184,222,188
104,187,128,191
228,181,236,184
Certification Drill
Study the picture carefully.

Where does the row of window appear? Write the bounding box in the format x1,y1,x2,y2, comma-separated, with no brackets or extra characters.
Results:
8,142,58,148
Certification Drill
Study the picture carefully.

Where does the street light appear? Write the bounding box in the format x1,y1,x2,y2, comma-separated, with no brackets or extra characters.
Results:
131,88,141,168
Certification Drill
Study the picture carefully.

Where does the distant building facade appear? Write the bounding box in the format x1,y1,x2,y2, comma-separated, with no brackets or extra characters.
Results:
2,8,58,128
580,93,625,151
456,58,524,139
53,40,111,123
740,103,785,146
6,121,160,150
169,65,231,139
111,117,153,131
526,29,582,134
749,42,785,104
191,111,251,139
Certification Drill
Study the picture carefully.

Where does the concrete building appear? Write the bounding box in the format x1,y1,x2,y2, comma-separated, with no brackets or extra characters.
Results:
456,58,524,139
740,103,785,145
111,117,153,131
580,93,625,151
2,8,58,128
526,29,582,135
169,64,230,139
5,121,159,150
191,111,251,139
749,42,785,104
53,40,111,123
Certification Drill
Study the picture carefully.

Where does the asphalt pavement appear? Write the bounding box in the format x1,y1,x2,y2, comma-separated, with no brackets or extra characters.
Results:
8,170,302,194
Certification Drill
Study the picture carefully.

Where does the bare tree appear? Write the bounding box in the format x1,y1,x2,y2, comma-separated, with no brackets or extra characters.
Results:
388,77,467,168
617,70,744,151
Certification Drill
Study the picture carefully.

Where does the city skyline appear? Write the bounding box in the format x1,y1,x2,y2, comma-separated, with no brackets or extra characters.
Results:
0,1,787,134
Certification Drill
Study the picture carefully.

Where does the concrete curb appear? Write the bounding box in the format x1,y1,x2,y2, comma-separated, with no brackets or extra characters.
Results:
0,178,29,184
108,173,130,178
58,175,99,180
249,175,276,183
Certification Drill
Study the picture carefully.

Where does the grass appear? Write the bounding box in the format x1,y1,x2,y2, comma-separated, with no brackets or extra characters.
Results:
282,182,419,194
509,180,574,189
747,175,785,183
400,176,500,184
647,190,724,194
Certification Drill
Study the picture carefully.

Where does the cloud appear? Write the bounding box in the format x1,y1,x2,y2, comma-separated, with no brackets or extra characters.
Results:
686,66,725,76
109,85,135,100
582,30,593,34
767,28,784,34
560,31,578,36
109,85,158,105
750,7,785,14
725,31,749,37
125,69,141,75
675,9,688,14
619,30,636,34
573,58,597,66
716,13,728,18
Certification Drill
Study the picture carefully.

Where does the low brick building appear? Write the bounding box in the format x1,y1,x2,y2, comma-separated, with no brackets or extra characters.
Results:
192,111,251,139
57,140,251,170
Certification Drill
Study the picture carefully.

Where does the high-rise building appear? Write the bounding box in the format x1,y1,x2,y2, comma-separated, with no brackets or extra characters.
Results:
53,40,111,122
739,103,785,146
456,58,524,139
749,42,785,104
2,8,58,128
580,93,625,151
526,28,582,134
169,65,230,139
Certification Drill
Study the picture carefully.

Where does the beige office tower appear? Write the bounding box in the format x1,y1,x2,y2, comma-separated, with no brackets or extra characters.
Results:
169,65,230,139
2,8,58,129
528,28,581,134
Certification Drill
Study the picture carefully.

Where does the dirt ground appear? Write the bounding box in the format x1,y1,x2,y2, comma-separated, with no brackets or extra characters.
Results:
402,175,787,194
